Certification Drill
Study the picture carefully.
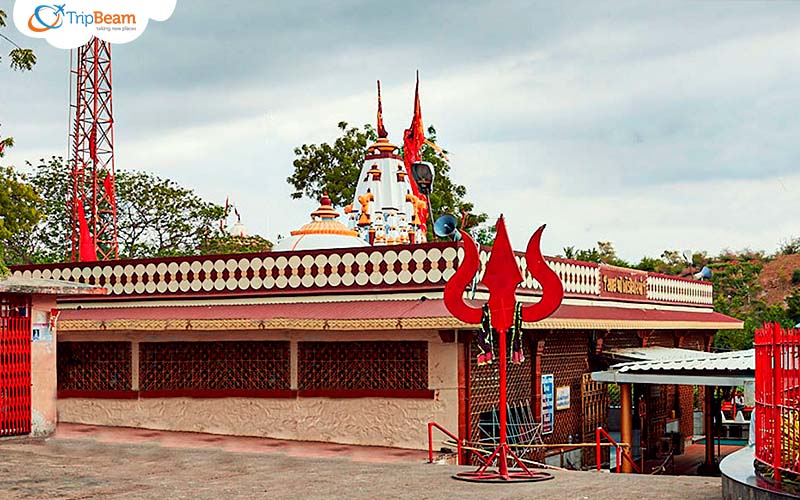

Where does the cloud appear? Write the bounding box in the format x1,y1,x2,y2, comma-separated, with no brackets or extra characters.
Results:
3,1,800,262
12,0,176,48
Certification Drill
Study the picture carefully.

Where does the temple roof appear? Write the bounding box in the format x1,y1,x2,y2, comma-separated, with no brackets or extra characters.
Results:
55,298,743,332
272,194,368,252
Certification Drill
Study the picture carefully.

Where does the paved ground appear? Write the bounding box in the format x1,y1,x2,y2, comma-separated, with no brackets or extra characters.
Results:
0,425,723,500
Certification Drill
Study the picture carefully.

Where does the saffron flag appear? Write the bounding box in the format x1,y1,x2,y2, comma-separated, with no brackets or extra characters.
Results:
76,201,97,262
376,80,388,138
89,125,98,164
403,72,428,233
220,196,229,230
103,173,116,209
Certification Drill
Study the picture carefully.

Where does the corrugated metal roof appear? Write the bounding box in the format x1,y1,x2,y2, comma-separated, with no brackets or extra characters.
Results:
605,346,712,362
0,277,106,295
614,349,754,373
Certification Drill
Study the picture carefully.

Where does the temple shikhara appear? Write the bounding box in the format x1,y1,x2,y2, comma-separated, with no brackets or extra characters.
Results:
343,81,429,246
6,81,743,470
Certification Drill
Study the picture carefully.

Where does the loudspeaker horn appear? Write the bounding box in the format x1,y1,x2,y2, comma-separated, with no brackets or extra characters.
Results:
434,214,461,241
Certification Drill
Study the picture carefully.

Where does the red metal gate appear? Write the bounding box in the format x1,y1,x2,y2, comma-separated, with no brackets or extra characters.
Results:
0,294,31,437
755,323,800,484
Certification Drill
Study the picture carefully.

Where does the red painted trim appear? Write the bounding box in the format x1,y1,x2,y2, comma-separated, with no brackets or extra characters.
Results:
646,271,710,284
58,390,138,399
458,340,470,464
544,256,600,268
364,152,404,161
54,284,448,304
138,389,297,399
297,389,435,399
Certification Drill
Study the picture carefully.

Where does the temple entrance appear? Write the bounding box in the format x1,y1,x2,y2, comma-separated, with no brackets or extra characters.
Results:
581,373,609,466
0,294,31,437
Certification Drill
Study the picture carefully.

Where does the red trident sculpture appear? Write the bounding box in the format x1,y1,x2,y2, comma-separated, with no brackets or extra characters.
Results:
445,216,564,482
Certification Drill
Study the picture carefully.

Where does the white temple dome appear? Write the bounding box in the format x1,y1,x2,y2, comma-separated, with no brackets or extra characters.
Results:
272,194,369,252
228,221,249,238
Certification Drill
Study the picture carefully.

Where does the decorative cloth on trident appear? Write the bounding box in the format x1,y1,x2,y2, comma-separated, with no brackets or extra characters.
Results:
477,302,524,365
510,302,524,364
476,304,494,365
444,215,564,482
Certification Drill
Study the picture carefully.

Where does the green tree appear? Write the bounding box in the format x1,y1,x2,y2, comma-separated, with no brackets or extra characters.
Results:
785,290,800,325
23,157,255,260
199,234,273,255
634,249,705,275
0,166,42,275
288,122,376,207
779,236,800,255
420,125,487,233
287,122,487,235
21,157,70,263
0,9,36,71
114,170,226,258
472,224,497,246
562,241,629,267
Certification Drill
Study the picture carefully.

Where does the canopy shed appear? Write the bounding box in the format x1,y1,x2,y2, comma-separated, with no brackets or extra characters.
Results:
592,349,754,473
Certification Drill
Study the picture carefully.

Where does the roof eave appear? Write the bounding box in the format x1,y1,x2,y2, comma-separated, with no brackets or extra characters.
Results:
0,277,108,296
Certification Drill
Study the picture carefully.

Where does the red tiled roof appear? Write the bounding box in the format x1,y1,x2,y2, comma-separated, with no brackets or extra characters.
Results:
58,299,742,331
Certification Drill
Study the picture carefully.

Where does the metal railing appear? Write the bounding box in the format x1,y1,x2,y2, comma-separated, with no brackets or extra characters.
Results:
427,422,464,465
595,427,641,473
754,323,800,484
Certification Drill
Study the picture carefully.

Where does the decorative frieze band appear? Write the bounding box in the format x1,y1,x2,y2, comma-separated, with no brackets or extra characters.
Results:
13,243,713,306
14,245,459,297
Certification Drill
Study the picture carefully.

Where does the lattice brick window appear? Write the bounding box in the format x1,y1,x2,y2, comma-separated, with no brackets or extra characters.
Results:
298,341,428,392
139,341,290,392
58,342,132,391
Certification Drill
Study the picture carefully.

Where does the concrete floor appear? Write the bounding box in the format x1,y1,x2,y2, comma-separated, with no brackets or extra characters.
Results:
0,425,723,500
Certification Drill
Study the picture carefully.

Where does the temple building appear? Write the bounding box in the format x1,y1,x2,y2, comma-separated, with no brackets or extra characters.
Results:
344,135,427,245
272,194,368,252
343,82,428,246
6,87,743,468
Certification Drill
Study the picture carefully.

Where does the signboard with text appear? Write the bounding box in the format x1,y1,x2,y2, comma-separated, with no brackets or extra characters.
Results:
541,374,554,435
556,386,571,410
599,265,648,300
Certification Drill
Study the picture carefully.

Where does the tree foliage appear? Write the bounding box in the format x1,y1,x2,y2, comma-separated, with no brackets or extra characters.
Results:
562,241,629,267
287,121,487,235
558,240,800,351
288,122,376,207
199,234,273,255
779,236,800,255
0,8,37,274
0,10,37,71
0,166,42,275
115,170,226,258
710,251,795,350
20,157,252,261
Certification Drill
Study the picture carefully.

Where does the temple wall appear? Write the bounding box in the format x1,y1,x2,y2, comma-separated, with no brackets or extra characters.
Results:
58,395,452,449
57,329,459,450
30,295,57,436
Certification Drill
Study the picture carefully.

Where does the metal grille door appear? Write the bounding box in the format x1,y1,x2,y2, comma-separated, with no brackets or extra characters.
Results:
0,294,31,436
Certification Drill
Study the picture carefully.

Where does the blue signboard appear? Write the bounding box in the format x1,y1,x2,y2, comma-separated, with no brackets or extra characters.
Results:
541,374,554,435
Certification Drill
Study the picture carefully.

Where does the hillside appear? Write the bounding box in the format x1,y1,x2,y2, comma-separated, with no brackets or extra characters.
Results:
758,254,800,306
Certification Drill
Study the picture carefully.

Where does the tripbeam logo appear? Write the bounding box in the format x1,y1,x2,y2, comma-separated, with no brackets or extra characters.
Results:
28,4,136,31
13,0,176,48
27,4,64,32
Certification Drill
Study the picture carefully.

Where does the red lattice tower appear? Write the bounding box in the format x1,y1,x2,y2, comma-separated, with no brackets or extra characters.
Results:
69,37,118,261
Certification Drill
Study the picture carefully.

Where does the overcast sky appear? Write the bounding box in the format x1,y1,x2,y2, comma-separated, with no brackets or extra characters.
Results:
2,1,800,261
